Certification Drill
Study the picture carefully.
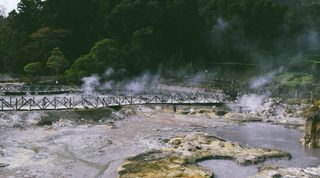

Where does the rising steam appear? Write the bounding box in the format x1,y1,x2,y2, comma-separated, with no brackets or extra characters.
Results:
81,68,161,92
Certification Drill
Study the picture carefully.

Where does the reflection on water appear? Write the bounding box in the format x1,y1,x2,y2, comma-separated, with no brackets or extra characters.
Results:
197,122,320,178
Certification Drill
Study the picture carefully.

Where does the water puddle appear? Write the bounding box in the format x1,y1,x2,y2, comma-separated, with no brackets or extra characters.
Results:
198,122,320,178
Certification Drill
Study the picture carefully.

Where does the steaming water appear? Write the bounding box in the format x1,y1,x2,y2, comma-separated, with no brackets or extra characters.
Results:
198,122,320,178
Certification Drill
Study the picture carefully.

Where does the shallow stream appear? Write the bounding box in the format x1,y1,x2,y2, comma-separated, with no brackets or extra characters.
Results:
198,122,320,178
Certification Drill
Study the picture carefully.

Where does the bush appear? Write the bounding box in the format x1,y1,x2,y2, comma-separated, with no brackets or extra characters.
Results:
302,100,320,118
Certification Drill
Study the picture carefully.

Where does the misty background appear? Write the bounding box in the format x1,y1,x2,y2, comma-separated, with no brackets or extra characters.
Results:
0,0,320,96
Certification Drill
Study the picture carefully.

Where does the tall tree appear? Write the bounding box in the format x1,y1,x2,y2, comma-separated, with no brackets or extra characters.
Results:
130,26,163,73
39,0,97,63
86,0,121,47
105,0,145,45
201,0,219,18
227,2,242,18
0,10,29,73
249,0,264,37
241,0,254,36
17,0,42,33
165,0,204,62
47,47,69,77
217,0,234,18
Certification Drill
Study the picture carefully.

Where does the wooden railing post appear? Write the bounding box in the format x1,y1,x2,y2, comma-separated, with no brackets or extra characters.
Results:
107,97,109,108
96,97,98,108
279,86,281,99
54,97,57,110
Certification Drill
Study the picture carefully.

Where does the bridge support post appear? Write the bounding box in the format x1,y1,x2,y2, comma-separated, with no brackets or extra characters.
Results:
0,88,4,96
1,99,3,111
278,86,281,99
54,97,57,110
107,97,109,108
105,97,109,108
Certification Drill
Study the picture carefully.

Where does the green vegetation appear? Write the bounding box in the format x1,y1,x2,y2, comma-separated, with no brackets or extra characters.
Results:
47,47,69,77
24,62,41,74
0,0,319,86
65,38,126,83
302,100,320,118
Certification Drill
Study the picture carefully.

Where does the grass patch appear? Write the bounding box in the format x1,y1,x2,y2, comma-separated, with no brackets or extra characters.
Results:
21,146,40,153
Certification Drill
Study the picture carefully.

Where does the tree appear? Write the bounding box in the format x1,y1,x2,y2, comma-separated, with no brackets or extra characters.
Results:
130,26,162,73
65,38,127,84
227,2,242,18
165,0,204,62
0,5,6,18
86,0,120,47
249,0,264,37
24,62,41,74
201,0,219,18
217,0,234,18
241,0,253,19
26,28,72,74
39,0,97,64
17,0,43,33
1,30,28,73
47,47,69,77
90,38,127,73
105,0,145,45
166,53,185,71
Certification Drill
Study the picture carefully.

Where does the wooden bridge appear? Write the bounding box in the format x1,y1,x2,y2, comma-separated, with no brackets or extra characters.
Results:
0,89,226,111
1,81,316,111
0,84,81,95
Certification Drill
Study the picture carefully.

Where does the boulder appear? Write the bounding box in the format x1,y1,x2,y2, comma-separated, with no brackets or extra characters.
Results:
301,113,320,147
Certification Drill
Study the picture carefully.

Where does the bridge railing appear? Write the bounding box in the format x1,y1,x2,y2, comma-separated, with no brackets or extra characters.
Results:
0,84,81,93
0,84,222,95
0,91,226,111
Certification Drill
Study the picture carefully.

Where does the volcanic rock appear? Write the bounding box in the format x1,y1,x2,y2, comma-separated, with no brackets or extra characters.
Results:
250,164,320,178
0,163,9,167
300,113,320,147
117,134,291,178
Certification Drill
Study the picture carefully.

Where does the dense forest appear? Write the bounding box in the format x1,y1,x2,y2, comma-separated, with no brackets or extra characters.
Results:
1,0,320,84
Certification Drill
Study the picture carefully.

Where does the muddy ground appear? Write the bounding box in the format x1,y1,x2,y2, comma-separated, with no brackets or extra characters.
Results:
0,103,308,178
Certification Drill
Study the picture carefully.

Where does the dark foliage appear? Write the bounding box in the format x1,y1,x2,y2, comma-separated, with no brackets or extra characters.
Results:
0,0,320,83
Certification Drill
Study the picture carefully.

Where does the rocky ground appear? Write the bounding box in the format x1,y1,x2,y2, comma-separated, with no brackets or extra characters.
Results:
118,134,290,178
0,98,316,178
249,163,320,178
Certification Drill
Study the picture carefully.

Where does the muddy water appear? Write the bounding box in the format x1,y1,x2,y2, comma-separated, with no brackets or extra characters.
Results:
198,122,320,178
